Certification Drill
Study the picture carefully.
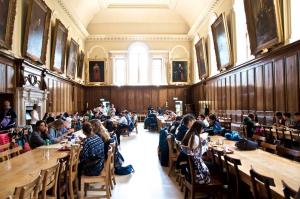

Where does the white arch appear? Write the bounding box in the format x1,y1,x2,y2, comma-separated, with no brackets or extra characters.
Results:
170,45,189,59
87,45,107,59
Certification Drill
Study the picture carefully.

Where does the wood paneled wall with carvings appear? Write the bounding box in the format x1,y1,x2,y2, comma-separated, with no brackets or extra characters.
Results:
84,86,189,113
190,41,300,124
0,52,16,94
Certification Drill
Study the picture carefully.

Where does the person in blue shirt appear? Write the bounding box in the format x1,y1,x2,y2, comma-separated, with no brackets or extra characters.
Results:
79,122,105,176
175,114,195,141
207,114,222,135
47,119,68,143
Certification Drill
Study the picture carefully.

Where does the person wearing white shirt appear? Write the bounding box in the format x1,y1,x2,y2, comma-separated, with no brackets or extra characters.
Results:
198,114,209,128
116,111,128,145
30,104,39,126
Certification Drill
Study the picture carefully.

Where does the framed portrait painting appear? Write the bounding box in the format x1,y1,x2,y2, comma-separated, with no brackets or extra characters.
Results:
211,13,233,71
195,38,208,79
77,51,85,79
50,19,68,74
66,39,79,79
244,0,283,55
171,61,188,83
88,60,105,83
23,0,51,64
0,0,16,49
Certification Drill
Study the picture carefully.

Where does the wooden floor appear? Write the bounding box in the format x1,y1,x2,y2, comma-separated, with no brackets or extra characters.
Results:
88,123,183,199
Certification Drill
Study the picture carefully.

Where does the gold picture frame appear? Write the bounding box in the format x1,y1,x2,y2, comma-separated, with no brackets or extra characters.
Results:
244,0,283,55
170,60,189,84
87,60,106,85
211,13,233,71
66,39,79,79
23,0,51,64
195,37,208,79
50,19,68,74
77,51,85,79
0,0,17,50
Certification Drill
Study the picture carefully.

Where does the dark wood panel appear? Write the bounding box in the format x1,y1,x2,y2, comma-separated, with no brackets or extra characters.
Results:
274,58,285,111
286,54,299,112
0,64,6,92
264,62,274,111
248,68,255,111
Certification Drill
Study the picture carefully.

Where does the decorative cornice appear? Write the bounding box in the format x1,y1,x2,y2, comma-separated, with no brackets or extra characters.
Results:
56,0,89,39
187,0,220,38
86,34,192,41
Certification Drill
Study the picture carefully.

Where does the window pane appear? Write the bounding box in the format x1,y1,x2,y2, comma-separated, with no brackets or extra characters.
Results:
115,58,126,86
152,58,162,85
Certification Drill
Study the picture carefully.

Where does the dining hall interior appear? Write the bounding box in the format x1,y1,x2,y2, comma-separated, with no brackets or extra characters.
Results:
0,0,300,198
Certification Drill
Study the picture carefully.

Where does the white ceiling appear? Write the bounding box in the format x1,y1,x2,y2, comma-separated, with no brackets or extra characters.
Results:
60,0,216,35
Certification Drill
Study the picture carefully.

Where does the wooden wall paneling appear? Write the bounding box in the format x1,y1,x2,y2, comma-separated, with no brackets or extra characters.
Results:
241,70,248,113
167,88,175,110
213,81,217,113
264,62,274,123
225,76,231,117
136,87,144,113
110,87,118,109
127,87,135,111
6,65,15,93
248,68,255,111
235,72,242,122
151,88,159,109
230,74,236,121
221,78,226,116
143,88,151,111
285,53,299,113
274,58,285,112
0,64,6,92
159,88,168,109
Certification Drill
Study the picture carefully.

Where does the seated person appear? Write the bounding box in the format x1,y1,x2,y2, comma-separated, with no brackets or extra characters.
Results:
131,112,138,125
168,116,182,135
283,112,292,127
180,121,211,184
116,111,129,144
79,122,105,176
243,114,256,138
292,112,300,130
104,116,116,133
29,120,49,148
90,119,112,160
175,114,195,141
197,114,209,128
48,119,68,144
274,112,285,126
125,111,134,132
206,114,222,135
0,100,17,130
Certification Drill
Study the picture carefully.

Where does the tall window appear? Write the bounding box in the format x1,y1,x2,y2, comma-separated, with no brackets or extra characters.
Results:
152,58,163,85
234,0,253,64
290,0,300,42
114,58,126,86
128,42,149,85
208,14,219,77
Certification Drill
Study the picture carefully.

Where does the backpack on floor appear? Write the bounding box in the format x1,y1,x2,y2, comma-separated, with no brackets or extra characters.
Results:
115,165,135,175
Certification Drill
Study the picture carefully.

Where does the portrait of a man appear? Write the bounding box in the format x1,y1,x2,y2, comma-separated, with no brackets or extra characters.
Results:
172,61,188,82
89,61,105,83
0,0,9,41
0,0,16,49
66,39,79,79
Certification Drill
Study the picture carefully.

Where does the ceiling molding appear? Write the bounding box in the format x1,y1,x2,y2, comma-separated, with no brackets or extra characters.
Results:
56,0,89,39
187,0,220,38
107,3,169,9
86,34,192,41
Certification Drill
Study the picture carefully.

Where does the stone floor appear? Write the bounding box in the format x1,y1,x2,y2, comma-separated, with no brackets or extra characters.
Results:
109,123,183,199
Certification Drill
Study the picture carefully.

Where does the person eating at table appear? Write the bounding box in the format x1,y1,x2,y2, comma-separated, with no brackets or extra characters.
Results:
283,112,292,127
116,111,129,144
206,114,222,135
29,120,50,148
292,112,300,130
198,114,209,128
274,112,285,126
47,119,69,144
175,114,195,141
78,122,105,177
169,116,182,135
243,113,256,138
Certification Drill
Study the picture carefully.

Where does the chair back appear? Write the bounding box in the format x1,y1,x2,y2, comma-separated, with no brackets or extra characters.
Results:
105,147,113,181
282,180,297,199
166,134,176,157
250,168,275,199
8,146,22,158
13,175,41,199
211,148,224,175
224,155,241,198
57,156,69,197
69,145,80,182
187,154,197,185
109,141,116,169
276,145,300,161
40,162,60,199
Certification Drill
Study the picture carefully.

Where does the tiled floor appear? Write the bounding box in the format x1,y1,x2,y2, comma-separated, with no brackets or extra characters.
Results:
109,124,183,199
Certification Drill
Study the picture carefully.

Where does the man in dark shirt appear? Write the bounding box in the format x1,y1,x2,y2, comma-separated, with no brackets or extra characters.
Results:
0,100,17,130
292,112,300,130
29,120,49,148
175,114,195,141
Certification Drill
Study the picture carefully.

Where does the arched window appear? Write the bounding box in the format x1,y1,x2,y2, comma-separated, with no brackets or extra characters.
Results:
289,0,300,42
128,42,149,85
234,0,253,64
208,13,219,77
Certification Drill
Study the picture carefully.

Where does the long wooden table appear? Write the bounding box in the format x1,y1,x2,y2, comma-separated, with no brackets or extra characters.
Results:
210,136,300,198
0,148,68,198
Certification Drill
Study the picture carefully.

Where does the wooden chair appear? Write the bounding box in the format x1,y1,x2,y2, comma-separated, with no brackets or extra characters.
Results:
282,180,298,199
184,155,223,199
250,168,275,199
260,142,277,154
8,146,23,158
80,147,113,199
57,156,69,199
40,162,60,199
211,148,225,176
68,145,80,199
166,135,177,176
0,150,9,162
0,142,10,151
109,141,117,190
276,145,300,161
224,155,242,199
13,175,41,199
